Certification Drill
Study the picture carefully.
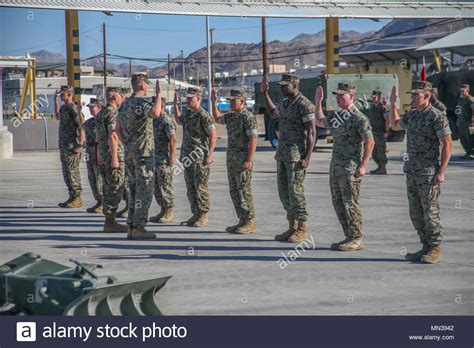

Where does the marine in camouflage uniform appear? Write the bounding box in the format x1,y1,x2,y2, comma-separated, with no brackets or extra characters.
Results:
456,84,474,158
389,81,452,264
174,87,217,227
261,74,317,243
315,83,375,251
95,88,128,233
84,98,104,213
361,90,389,174
117,73,161,240
212,89,258,234
149,98,177,224
430,88,447,114
55,85,84,208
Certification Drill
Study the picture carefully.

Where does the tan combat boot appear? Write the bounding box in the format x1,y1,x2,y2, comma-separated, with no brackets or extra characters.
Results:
330,237,350,250
149,208,165,223
129,227,156,240
86,201,102,213
180,214,200,226
274,220,297,241
66,196,83,208
193,213,209,227
159,208,173,223
337,237,364,251
226,218,244,233
288,221,308,243
235,219,256,234
405,244,430,261
58,195,73,208
371,164,387,175
103,213,128,232
116,205,128,218
420,246,442,264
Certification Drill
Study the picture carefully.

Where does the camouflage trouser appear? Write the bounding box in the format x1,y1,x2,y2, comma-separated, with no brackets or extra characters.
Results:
86,150,103,202
126,156,155,228
372,132,387,166
154,163,174,209
59,149,82,198
276,160,307,222
329,173,363,238
122,167,130,206
227,162,255,220
406,173,442,247
457,117,472,155
184,162,211,214
99,158,125,216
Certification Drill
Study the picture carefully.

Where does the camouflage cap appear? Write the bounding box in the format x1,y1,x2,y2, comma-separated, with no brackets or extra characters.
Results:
86,98,102,107
277,73,300,86
460,84,470,91
372,90,382,97
60,85,74,93
121,86,132,95
185,86,202,97
106,86,122,94
332,83,356,95
226,89,247,100
132,72,151,84
407,80,433,93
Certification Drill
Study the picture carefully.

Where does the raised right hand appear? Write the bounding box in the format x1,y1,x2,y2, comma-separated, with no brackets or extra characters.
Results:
173,91,180,105
211,88,218,104
390,85,398,106
315,85,324,104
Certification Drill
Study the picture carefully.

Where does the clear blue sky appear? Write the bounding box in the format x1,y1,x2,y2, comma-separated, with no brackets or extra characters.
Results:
0,7,389,66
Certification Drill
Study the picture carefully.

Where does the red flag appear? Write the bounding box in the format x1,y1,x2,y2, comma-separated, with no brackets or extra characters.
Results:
420,65,427,81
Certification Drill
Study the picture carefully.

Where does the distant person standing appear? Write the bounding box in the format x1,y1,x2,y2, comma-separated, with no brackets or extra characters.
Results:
456,84,474,159
55,85,84,208
361,90,390,174
211,89,258,234
389,81,452,264
84,98,104,213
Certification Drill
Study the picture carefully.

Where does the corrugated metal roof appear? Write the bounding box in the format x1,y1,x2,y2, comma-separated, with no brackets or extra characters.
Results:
417,27,474,56
340,47,437,65
0,0,473,18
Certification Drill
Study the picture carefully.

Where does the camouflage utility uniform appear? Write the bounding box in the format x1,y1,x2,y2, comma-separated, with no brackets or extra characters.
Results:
96,104,126,218
219,108,258,222
153,114,176,210
58,102,82,198
117,96,155,230
84,116,103,204
324,105,373,241
398,104,451,248
274,93,315,223
456,94,474,156
179,107,215,216
363,102,387,168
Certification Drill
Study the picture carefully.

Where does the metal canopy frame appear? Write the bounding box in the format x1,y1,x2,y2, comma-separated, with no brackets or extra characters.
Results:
0,0,473,18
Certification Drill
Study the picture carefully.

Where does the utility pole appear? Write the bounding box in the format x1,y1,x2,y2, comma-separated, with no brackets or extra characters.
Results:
206,16,213,116
261,17,268,76
103,22,107,99
167,53,171,101
210,27,215,90
181,50,185,82
129,58,132,77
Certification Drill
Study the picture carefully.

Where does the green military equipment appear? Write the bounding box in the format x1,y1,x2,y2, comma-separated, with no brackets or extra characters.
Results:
0,252,171,316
